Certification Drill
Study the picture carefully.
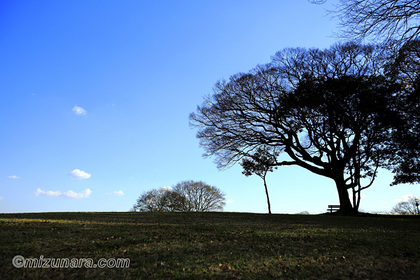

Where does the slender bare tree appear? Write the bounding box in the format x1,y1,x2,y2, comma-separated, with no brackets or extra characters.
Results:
241,147,279,214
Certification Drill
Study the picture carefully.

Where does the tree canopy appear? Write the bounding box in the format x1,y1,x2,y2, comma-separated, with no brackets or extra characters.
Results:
190,42,415,215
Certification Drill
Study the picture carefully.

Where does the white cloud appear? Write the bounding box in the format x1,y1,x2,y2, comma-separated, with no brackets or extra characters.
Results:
106,190,125,196
7,175,19,179
392,194,415,203
160,186,172,192
0,196,4,200
35,188,62,197
72,105,87,115
35,188,91,199
69,169,91,179
226,200,234,204
64,189,92,199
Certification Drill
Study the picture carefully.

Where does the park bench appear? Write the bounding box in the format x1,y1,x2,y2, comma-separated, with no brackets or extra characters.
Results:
327,205,340,213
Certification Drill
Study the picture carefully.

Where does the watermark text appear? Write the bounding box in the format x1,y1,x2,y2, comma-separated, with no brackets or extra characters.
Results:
12,255,130,269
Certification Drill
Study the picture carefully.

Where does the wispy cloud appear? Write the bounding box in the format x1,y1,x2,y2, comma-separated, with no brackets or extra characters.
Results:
69,169,91,179
35,188,92,199
226,200,234,204
7,175,19,179
106,190,125,196
72,105,87,115
0,196,4,200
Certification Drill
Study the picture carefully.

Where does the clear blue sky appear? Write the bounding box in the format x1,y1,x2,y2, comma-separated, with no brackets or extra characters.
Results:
0,0,417,214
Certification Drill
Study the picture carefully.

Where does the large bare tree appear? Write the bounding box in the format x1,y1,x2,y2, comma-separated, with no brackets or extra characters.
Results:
190,42,405,215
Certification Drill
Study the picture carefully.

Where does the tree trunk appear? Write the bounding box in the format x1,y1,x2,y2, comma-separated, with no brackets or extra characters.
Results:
263,177,272,215
335,178,355,215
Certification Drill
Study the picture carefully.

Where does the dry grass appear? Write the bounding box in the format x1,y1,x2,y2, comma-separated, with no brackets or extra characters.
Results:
1,212,419,279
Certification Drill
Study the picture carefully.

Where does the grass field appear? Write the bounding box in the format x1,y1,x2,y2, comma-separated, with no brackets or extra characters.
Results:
1,212,419,279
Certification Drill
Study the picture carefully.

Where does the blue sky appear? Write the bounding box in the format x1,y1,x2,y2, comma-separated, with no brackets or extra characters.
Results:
0,0,418,214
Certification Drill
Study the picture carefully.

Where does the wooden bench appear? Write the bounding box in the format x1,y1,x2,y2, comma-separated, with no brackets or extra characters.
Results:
327,205,340,213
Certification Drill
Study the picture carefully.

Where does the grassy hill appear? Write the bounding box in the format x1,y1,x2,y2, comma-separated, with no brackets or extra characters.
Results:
1,212,419,279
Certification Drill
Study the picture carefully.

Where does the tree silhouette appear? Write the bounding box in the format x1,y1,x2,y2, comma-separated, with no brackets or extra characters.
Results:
191,42,407,215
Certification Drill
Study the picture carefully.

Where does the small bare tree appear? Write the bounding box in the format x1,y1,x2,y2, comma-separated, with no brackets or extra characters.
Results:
133,188,185,212
391,195,420,215
133,181,226,212
172,181,226,212
133,188,168,212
